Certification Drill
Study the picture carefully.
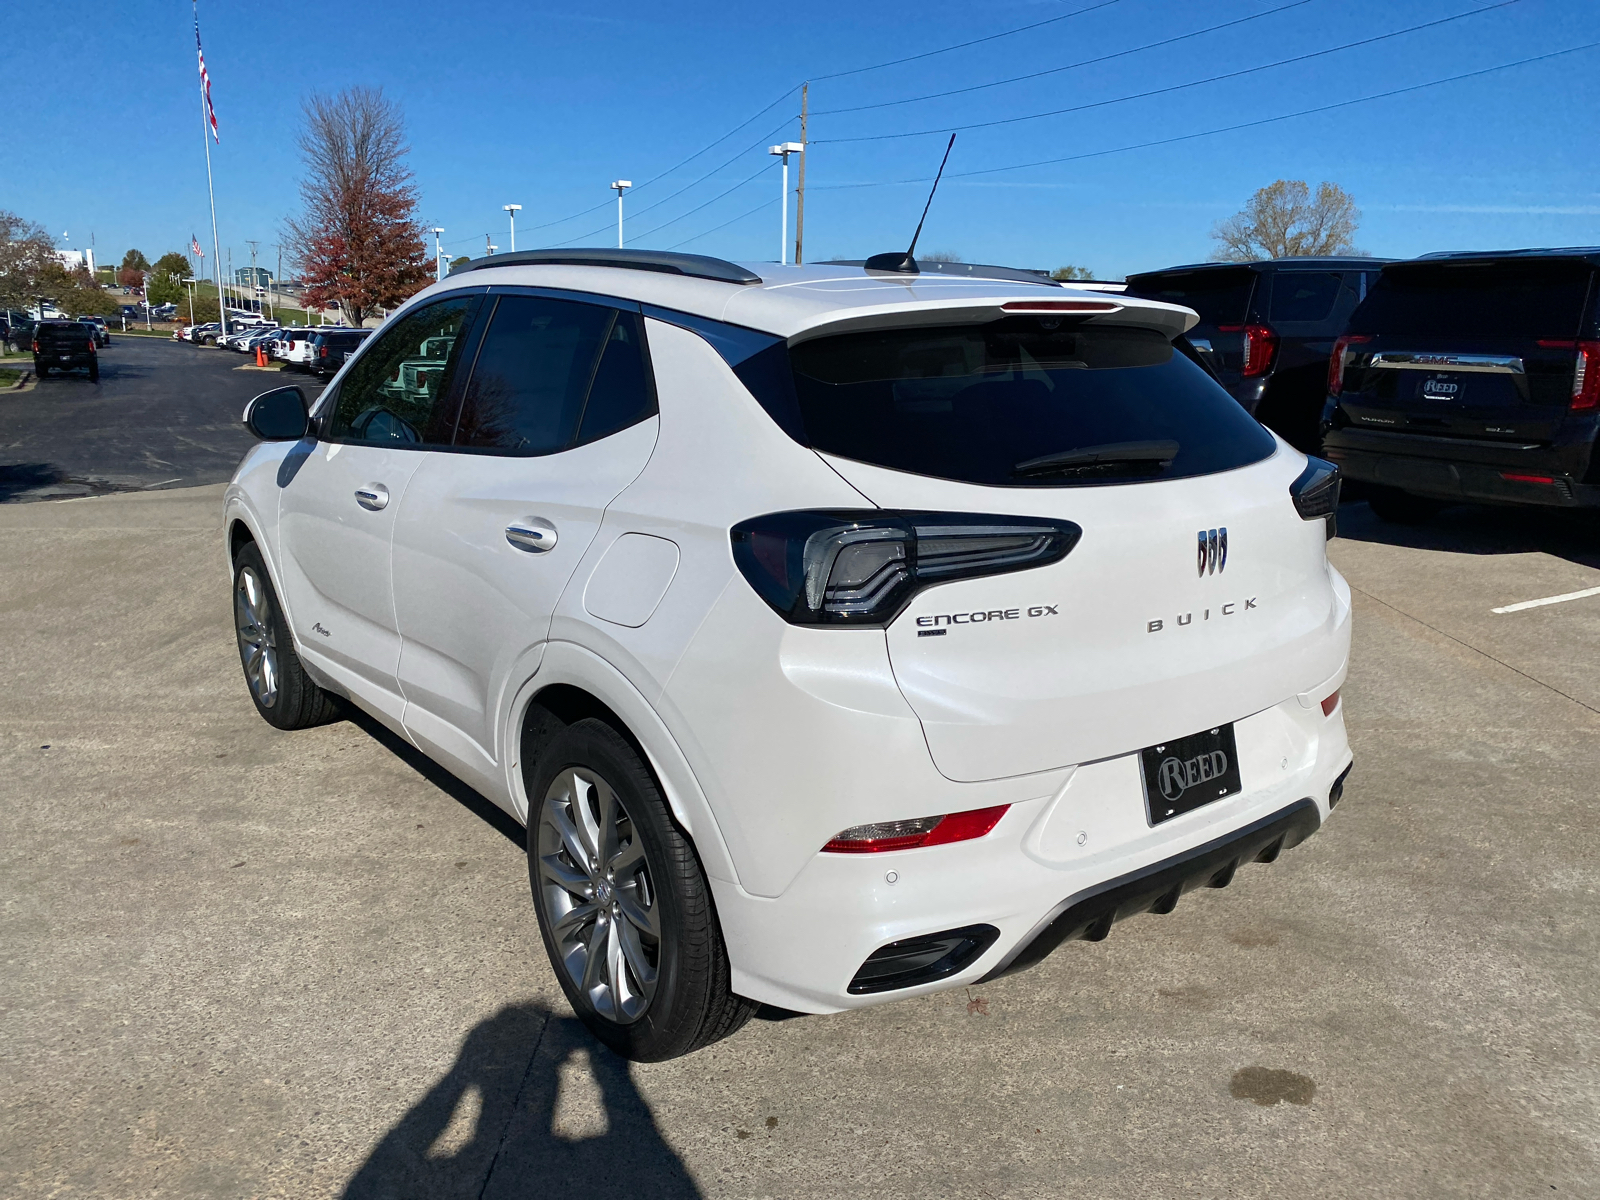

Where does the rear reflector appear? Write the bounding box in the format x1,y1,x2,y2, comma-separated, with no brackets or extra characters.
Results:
1320,690,1340,717
1500,472,1555,485
1000,300,1120,314
822,804,1009,853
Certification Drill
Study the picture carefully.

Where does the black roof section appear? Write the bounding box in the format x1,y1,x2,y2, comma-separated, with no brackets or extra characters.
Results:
1413,246,1600,264
450,247,762,286
826,258,1061,287
1128,256,1394,278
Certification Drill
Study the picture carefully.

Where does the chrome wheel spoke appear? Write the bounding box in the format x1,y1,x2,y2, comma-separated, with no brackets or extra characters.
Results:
538,853,592,897
605,919,629,1008
552,900,600,943
594,779,620,870
607,837,645,877
615,890,659,940
615,913,657,988
548,791,595,870
580,916,609,993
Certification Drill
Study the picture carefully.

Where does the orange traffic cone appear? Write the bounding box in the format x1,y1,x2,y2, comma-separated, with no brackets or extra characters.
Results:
256,344,267,367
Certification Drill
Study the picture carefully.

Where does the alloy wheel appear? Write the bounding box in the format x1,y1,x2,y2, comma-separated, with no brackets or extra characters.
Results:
235,566,280,709
537,766,660,1023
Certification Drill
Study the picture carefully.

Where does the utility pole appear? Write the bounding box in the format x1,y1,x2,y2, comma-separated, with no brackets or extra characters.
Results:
795,82,808,265
275,244,282,322
246,240,260,317
432,227,445,281
611,181,631,248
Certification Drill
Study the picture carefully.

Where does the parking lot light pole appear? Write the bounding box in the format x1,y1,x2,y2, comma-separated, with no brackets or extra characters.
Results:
503,204,521,253
183,277,196,327
611,181,631,249
431,228,445,281
768,143,803,265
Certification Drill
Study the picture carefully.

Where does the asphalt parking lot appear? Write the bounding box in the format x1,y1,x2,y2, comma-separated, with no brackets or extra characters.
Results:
3,423,1599,1193
0,336,322,500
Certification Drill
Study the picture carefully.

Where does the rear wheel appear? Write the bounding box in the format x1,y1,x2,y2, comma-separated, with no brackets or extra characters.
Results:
527,718,756,1061
35,364,48,378
87,360,99,382
1367,487,1445,524
232,541,339,729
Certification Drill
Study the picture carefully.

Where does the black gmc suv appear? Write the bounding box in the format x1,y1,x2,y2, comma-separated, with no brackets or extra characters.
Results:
33,320,99,381
1126,257,1391,452
1322,249,1600,521
309,328,372,378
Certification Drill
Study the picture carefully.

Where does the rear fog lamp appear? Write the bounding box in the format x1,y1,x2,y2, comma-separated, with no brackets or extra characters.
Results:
823,805,1009,854
1321,689,1340,717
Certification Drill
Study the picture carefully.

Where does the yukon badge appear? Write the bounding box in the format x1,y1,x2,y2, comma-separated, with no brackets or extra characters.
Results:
1197,527,1228,577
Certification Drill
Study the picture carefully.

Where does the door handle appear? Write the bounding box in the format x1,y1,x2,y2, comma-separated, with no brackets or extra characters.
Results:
506,521,558,553
354,483,389,511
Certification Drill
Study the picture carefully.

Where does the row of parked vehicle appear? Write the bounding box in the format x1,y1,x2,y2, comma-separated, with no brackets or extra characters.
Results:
174,321,372,378
1122,247,1600,522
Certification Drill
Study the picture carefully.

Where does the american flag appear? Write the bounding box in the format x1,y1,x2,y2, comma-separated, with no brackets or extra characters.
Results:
191,235,204,258
195,12,219,143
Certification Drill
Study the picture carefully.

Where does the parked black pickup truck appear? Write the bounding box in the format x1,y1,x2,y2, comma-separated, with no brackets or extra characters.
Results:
1322,248,1600,521
1126,257,1391,453
33,320,99,381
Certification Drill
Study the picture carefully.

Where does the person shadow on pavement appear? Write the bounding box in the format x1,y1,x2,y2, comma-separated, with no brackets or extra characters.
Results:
341,1002,702,1200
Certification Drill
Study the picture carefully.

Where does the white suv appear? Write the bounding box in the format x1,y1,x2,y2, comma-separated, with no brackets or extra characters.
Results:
224,249,1352,1061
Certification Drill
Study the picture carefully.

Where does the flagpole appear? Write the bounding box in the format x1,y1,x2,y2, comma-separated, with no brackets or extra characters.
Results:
195,1,226,337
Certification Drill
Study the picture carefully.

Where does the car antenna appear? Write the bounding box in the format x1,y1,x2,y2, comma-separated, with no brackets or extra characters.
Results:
864,133,956,274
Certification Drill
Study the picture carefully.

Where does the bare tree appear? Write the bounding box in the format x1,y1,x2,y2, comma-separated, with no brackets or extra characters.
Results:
1211,180,1364,261
287,86,430,327
0,211,58,309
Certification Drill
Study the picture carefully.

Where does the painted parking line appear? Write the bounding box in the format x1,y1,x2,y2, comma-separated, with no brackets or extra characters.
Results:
1491,585,1600,614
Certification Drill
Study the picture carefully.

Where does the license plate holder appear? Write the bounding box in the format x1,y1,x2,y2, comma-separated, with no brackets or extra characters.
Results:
1140,724,1242,825
1419,374,1463,403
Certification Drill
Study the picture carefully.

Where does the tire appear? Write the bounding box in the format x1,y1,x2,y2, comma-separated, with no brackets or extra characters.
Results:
1367,487,1445,525
527,718,756,1061
35,364,48,378
232,541,340,730
88,360,99,382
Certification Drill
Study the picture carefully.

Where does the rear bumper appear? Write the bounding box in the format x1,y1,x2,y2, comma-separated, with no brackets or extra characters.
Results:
1325,434,1600,508
714,693,1352,1014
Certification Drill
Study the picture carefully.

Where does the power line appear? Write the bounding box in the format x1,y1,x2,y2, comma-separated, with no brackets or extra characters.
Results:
816,0,1521,142
669,197,774,251
813,0,1125,81
626,160,776,245
812,0,1313,116
807,40,1600,188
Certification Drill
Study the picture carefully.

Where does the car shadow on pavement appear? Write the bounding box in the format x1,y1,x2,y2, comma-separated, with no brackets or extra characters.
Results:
1335,498,1600,570
341,1002,702,1200
341,705,526,849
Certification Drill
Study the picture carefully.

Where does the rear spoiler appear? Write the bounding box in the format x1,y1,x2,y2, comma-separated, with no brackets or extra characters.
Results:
786,294,1197,345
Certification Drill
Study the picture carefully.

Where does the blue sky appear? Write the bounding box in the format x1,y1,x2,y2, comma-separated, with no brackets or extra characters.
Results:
5,0,1598,280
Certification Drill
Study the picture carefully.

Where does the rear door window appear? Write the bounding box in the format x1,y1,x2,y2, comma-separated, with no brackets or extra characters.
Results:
787,318,1276,487
1268,272,1343,323
454,295,654,455
1124,269,1255,326
1354,260,1595,339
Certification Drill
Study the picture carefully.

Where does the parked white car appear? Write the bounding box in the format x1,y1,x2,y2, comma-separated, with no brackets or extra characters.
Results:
269,327,318,368
224,249,1352,1061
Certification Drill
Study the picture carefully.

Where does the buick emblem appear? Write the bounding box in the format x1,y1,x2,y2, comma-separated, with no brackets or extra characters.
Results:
1197,527,1227,576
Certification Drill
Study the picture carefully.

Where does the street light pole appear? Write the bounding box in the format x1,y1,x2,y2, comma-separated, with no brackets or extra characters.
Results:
611,181,632,249
768,143,803,265
431,227,445,281
503,204,521,252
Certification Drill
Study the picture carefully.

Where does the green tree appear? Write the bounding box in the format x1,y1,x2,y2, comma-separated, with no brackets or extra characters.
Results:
120,248,151,272
147,252,191,306
35,263,119,318
0,210,58,309
1211,180,1363,261
1050,265,1094,281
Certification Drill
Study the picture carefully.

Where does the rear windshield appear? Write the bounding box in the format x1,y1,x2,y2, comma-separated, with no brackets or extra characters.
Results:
1353,259,1595,339
1125,269,1254,326
786,319,1276,487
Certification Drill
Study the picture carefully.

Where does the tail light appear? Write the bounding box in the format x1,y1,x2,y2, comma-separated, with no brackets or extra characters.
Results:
32,340,39,352
1328,334,1371,395
1240,323,1279,376
1572,341,1600,411
320,346,328,358
1290,457,1341,538
730,510,1081,627
823,805,1010,853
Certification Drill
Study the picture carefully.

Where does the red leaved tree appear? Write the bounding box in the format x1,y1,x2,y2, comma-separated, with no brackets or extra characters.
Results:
287,87,430,327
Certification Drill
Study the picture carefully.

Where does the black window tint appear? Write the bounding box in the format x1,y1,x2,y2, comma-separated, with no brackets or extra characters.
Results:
576,309,655,445
1125,268,1255,326
788,319,1275,488
327,298,478,446
1353,260,1594,339
1269,272,1342,323
455,296,613,455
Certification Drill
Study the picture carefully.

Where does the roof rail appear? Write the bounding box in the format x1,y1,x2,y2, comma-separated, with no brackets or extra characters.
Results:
449,247,762,285
826,259,1060,287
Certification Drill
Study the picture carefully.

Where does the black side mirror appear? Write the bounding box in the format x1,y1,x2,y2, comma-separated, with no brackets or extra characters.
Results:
243,385,310,441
